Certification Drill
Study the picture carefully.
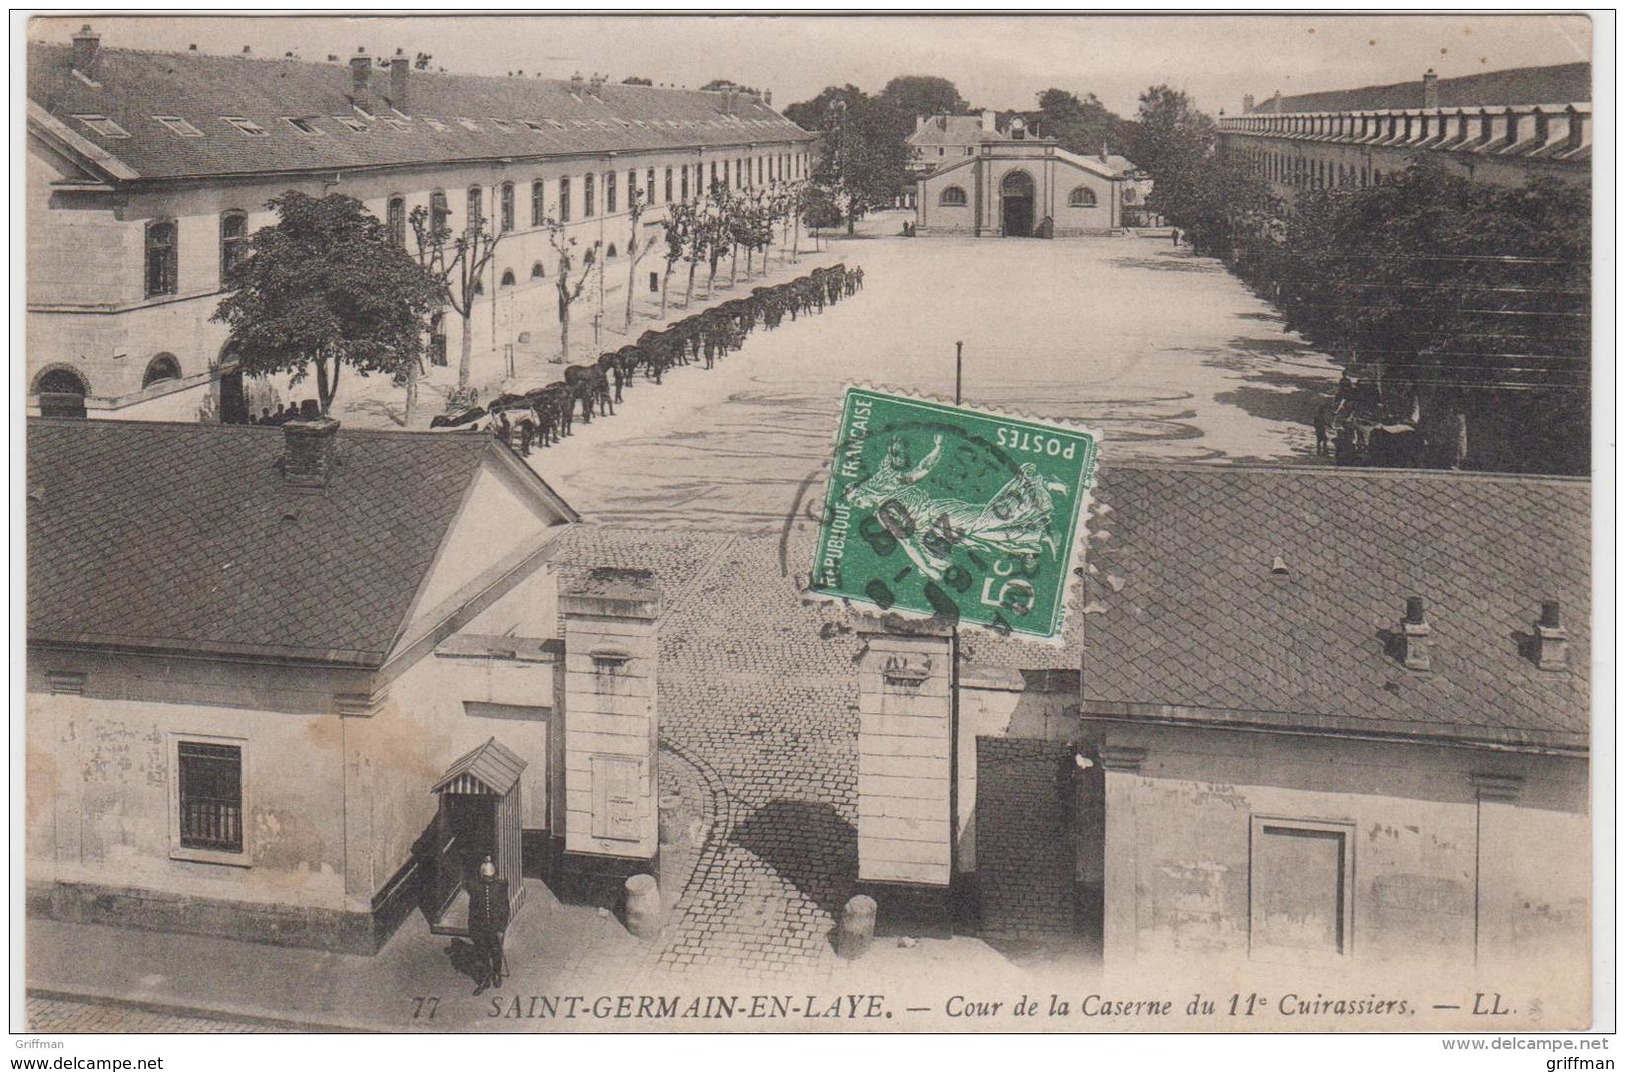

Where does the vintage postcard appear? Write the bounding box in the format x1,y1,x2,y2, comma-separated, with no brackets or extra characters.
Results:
14,9,1607,1053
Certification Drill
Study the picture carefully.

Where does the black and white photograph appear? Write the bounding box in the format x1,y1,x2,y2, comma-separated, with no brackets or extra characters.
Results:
14,10,1612,1055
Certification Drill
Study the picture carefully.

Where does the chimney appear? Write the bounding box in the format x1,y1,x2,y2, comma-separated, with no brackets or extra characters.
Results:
981,108,996,134
1099,139,1109,164
1422,69,1440,110
71,23,101,80
349,48,372,111
764,89,771,107
1398,595,1432,671
1243,93,1255,114
282,417,341,489
569,70,585,97
389,48,409,112
1534,600,1569,671
589,73,607,100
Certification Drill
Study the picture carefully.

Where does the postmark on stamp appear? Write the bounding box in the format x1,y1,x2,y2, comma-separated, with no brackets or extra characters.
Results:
810,387,1099,641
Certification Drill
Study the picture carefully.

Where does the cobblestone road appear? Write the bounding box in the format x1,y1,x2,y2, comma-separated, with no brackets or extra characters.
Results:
26,996,297,1033
551,525,864,978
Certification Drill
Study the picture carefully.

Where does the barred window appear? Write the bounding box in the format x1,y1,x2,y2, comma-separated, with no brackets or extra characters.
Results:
178,742,243,853
938,186,967,207
1068,186,1097,208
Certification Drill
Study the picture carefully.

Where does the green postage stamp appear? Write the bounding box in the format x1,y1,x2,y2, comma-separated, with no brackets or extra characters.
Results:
811,388,1099,641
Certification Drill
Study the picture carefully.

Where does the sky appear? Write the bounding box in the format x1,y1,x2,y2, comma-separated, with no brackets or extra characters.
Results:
28,13,1595,118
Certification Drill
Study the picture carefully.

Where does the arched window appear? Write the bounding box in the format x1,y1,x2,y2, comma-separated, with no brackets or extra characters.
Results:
430,190,449,231
499,182,515,233
606,244,618,259
219,211,250,281
530,261,546,279
531,180,545,227
584,173,596,217
467,185,484,232
939,185,967,207
143,353,182,388
606,171,617,214
1068,186,1098,208
1122,187,1137,204
145,220,178,297
386,195,406,246
664,167,674,204
35,367,88,418
500,268,516,287
559,177,572,222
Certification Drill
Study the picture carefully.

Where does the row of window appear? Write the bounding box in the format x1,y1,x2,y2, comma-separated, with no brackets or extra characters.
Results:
143,151,812,298
1240,148,1388,191
935,184,1100,208
77,110,796,141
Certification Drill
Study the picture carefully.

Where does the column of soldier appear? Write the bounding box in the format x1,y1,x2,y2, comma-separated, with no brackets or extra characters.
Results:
430,263,865,454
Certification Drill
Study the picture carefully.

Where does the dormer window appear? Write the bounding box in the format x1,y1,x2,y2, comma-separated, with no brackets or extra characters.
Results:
332,116,368,133
283,116,323,135
422,117,450,132
521,119,546,132
454,117,481,131
73,114,129,138
154,115,203,137
487,118,513,132
379,114,412,131
221,116,268,137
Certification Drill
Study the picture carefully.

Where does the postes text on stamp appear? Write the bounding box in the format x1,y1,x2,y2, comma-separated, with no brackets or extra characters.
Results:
811,388,1099,640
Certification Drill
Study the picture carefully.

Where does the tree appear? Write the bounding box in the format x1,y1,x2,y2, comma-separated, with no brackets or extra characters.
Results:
1128,84,1218,226
212,191,440,417
621,75,653,86
795,90,910,235
409,195,502,392
542,215,600,364
621,180,655,330
1033,88,1130,157
878,75,968,121
661,199,695,316
703,183,732,294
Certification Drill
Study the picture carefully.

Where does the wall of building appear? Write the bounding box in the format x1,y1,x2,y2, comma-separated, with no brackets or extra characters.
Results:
1085,720,1588,982
26,136,812,417
915,148,1128,237
26,650,356,927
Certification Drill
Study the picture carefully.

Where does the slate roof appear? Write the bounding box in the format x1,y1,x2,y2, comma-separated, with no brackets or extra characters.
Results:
908,115,1003,148
26,419,568,666
27,41,813,183
1256,62,1591,115
965,462,1590,754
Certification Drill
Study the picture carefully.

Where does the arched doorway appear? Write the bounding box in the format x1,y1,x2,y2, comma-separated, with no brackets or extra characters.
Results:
35,368,88,419
1000,170,1035,237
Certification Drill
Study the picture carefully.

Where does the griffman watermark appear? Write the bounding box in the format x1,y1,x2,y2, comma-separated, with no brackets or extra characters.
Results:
810,387,1099,641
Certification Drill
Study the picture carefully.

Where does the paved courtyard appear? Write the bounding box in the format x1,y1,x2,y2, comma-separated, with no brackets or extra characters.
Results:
529,225,1341,531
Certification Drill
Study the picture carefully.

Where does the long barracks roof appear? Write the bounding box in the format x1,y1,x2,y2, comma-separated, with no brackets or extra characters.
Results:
965,462,1590,754
1254,62,1591,115
27,41,813,183
27,419,574,667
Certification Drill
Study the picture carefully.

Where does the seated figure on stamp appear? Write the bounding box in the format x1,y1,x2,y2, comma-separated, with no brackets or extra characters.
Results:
844,434,1071,581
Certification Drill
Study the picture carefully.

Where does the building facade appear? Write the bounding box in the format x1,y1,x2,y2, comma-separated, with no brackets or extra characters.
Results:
1217,63,1591,200
911,112,1146,237
26,418,679,952
851,462,1589,1020
26,24,815,422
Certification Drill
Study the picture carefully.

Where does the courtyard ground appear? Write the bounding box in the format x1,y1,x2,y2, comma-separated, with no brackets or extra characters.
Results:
28,227,1348,1032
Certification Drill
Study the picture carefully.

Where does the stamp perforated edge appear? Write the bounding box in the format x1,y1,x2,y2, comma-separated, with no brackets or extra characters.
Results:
803,381,1104,648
